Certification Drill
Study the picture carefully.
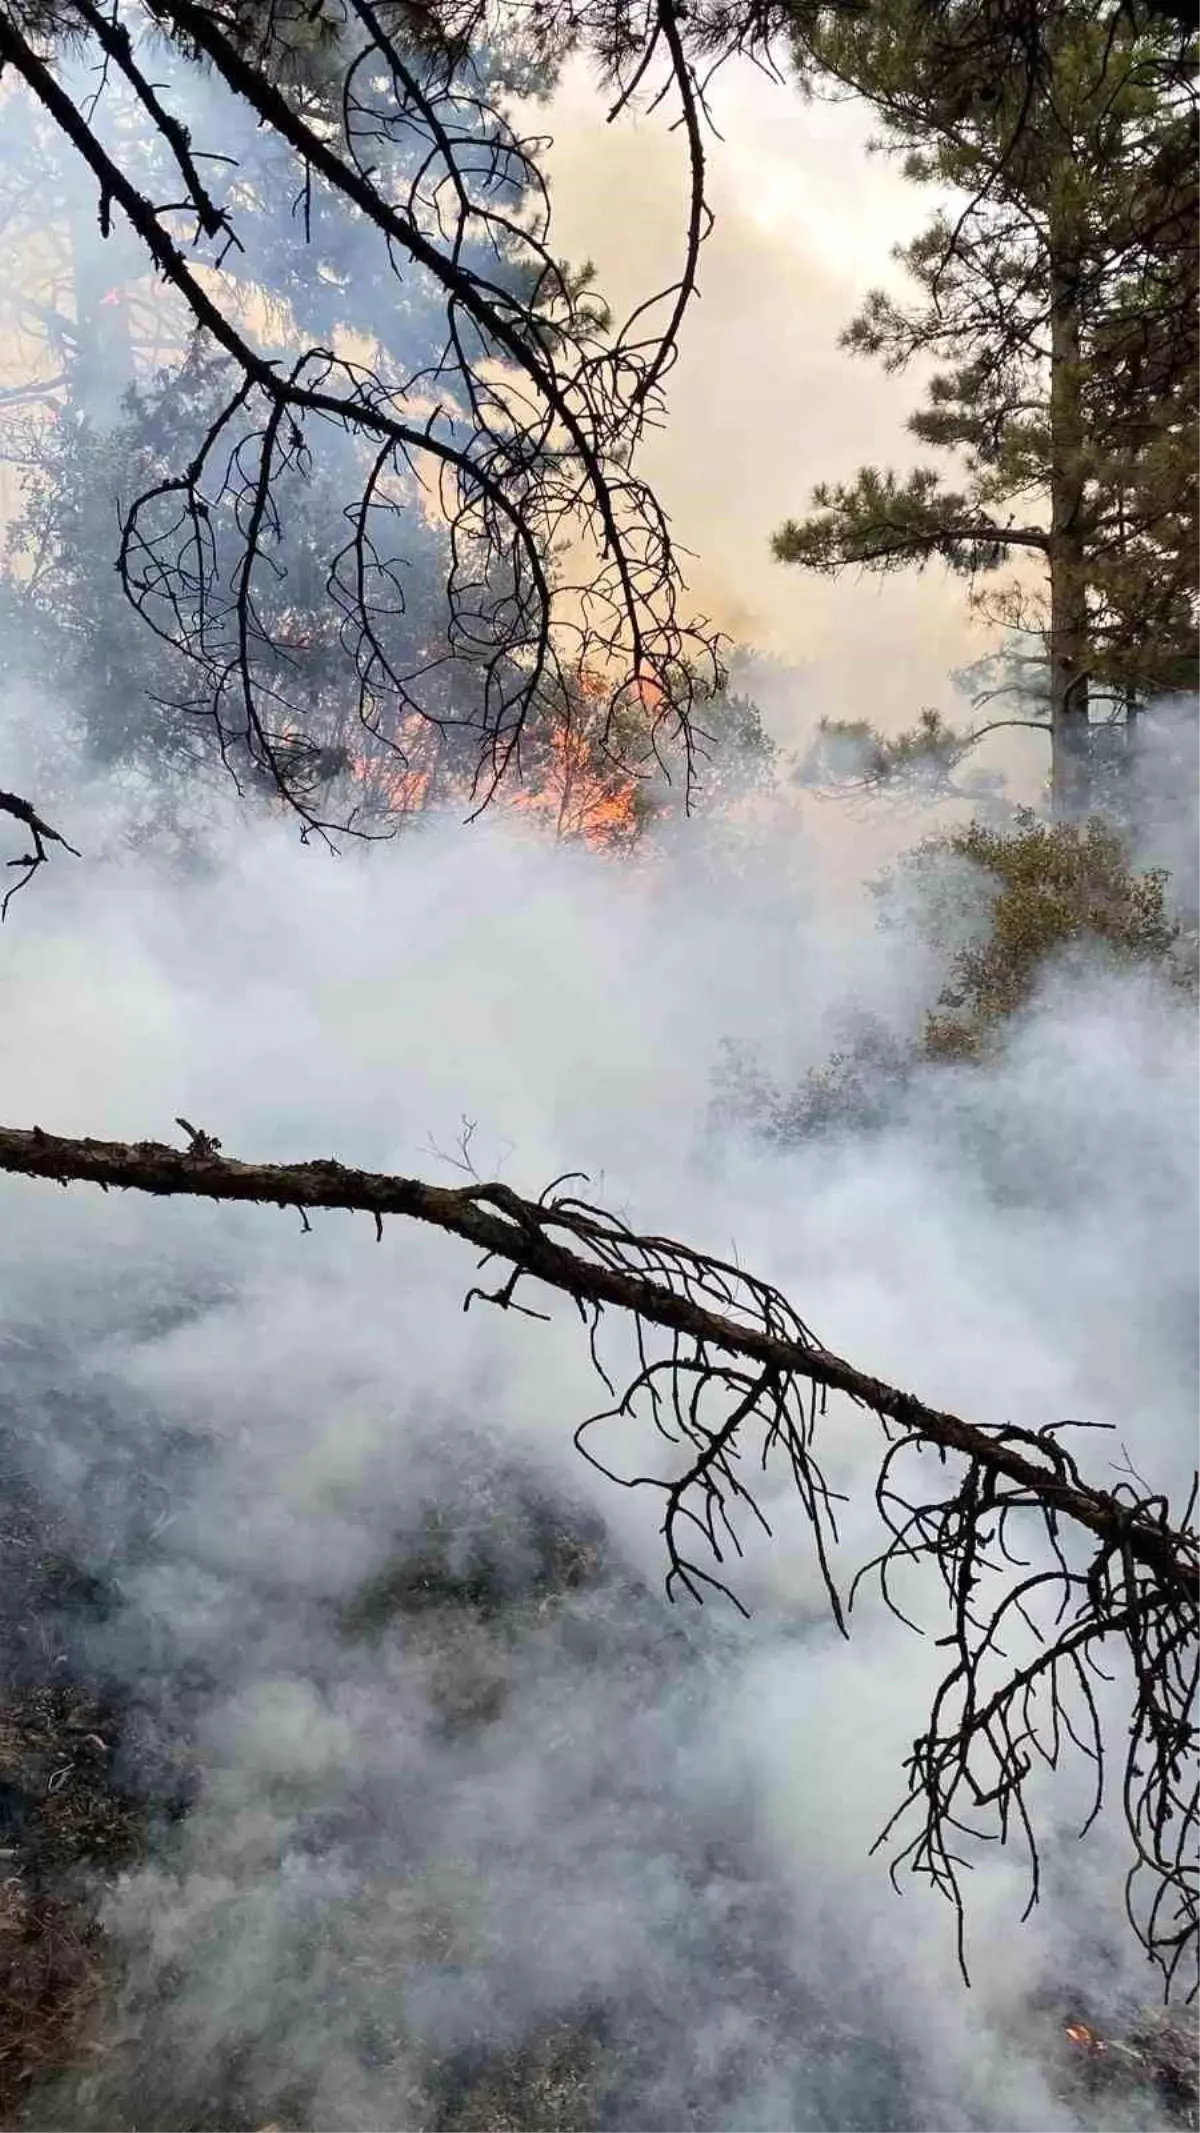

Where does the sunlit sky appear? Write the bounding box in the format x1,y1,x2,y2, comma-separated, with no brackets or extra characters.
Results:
539,58,1002,748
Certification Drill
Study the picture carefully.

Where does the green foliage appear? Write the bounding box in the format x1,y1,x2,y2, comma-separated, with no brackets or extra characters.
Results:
798,705,986,795
908,812,1183,1058
689,687,778,810
774,0,1199,780
716,1012,914,1145
722,810,1184,1146
772,466,1011,576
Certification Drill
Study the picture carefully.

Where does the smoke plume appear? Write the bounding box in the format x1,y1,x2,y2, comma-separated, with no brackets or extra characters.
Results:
0,754,1194,2130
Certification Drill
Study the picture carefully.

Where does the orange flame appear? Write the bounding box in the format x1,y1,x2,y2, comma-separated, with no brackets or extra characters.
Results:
346,714,441,817
1065,2022,1106,2051
505,716,645,850
278,668,659,852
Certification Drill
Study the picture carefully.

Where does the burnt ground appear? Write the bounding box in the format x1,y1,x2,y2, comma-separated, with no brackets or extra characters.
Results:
0,1460,152,2125
0,1411,1194,2132
0,1421,909,2133
0,1413,640,2132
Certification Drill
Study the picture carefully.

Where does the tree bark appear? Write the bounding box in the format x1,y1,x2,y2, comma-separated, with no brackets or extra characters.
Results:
66,189,135,424
1048,238,1092,819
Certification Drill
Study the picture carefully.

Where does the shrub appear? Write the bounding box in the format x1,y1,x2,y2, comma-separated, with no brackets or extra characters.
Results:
720,811,1186,1145
911,812,1181,1059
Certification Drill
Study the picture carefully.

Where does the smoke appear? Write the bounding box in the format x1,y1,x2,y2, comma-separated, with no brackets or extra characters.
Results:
1125,697,1200,926
0,21,1193,2125
0,751,1194,2130
536,56,993,731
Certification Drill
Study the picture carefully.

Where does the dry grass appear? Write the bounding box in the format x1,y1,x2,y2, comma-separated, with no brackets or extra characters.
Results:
0,1689,144,2126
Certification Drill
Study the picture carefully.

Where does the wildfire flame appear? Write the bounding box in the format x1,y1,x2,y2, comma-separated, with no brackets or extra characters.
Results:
344,714,440,818
269,667,665,852
505,718,645,849
1065,2021,1106,2051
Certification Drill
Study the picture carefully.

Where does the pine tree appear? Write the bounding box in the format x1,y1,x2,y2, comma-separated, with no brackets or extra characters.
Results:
772,0,1198,817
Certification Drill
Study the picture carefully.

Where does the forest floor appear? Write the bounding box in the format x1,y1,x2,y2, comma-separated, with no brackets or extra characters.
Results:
0,1456,1194,2133
0,1468,151,2125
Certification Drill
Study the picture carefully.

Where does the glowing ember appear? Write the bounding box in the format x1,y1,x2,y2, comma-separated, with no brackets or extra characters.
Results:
1065,2021,1106,2051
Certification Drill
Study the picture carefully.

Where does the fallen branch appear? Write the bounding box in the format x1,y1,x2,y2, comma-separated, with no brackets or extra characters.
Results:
0,1118,1195,1989
0,1120,1183,1572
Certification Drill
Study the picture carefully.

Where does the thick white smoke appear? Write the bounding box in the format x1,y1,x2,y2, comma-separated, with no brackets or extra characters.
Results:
0,769,1195,2130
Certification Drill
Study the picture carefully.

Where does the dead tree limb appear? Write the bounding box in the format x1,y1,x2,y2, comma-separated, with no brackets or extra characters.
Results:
0,790,81,919
0,1,722,825
0,1118,1195,1992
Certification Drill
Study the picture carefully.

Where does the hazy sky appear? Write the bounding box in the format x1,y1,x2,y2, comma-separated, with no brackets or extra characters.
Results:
0,48,1012,774
539,59,997,747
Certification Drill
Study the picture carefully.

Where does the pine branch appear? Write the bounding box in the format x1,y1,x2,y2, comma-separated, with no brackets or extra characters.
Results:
0,0,722,826
773,467,1050,578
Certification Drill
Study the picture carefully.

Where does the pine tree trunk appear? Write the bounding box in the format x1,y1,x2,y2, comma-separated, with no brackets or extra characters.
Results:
1048,243,1091,819
67,196,134,424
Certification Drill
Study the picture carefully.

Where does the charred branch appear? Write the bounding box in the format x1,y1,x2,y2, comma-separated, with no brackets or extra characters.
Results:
0,789,81,918
0,0,724,826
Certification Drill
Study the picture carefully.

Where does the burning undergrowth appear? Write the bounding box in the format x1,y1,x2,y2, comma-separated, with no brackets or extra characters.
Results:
1053,2011,1198,2125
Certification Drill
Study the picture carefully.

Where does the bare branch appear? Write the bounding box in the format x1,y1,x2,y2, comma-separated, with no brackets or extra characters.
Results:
0,0,724,825
0,1115,1194,1989
0,788,81,919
